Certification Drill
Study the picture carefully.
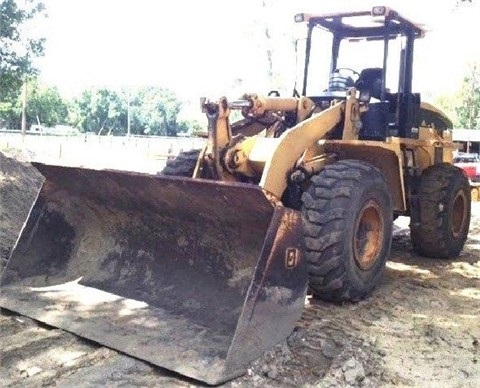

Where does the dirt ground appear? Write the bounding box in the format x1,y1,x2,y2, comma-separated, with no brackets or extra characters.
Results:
1,150,479,388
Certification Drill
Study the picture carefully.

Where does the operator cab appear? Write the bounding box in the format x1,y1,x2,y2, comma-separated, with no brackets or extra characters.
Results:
295,6,426,140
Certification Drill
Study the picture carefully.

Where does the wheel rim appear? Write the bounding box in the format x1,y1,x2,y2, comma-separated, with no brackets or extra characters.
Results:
451,190,467,238
353,199,384,270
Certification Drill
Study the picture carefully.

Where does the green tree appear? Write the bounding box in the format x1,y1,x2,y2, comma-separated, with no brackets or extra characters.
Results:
134,87,184,136
433,94,459,127
0,99,20,129
455,64,480,129
127,86,195,136
70,88,126,134
70,86,198,136
0,0,46,99
27,82,68,127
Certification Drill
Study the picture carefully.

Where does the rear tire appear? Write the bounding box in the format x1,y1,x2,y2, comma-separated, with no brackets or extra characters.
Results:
301,160,393,302
159,149,201,177
410,163,471,258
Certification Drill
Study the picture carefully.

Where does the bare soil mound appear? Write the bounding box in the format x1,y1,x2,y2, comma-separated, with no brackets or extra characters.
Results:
0,152,43,271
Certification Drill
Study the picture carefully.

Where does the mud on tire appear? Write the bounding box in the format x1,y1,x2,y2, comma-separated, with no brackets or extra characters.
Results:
410,163,471,259
159,149,201,177
301,160,393,302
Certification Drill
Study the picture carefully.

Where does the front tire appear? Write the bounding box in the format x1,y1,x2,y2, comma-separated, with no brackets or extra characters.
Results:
301,160,393,302
410,163,471,258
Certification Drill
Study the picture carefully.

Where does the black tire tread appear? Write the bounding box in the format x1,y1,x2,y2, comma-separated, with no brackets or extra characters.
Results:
160,149,201,177
410,163,471,258
301,159,392,302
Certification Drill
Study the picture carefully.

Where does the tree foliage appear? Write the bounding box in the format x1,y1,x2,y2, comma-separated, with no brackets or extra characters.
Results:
27,82,69,127
0,89,20,128
0,0,46,100
434,63,480,129
455,64,480,129
133,87,183,136
1,81,201,134
69,86,199,136
0,81,70,129
70,89,126,135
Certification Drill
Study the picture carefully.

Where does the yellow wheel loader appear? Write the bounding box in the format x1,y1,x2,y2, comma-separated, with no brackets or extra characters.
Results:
0,7,471,385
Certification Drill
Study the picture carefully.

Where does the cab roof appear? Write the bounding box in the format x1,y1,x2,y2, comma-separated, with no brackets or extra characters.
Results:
295,6,425,40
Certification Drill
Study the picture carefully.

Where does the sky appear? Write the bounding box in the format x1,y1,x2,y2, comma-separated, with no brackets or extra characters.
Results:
32,0,480,103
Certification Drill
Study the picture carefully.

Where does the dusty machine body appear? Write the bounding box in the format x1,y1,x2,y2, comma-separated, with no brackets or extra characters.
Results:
0,7,471,385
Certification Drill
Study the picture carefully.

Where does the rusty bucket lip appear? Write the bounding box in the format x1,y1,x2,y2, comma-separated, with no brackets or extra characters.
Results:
32,161,266,190
31,162,278,225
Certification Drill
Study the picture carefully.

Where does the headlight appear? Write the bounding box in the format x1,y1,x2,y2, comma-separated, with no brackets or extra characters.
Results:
294,13,305,23
371,6,386,16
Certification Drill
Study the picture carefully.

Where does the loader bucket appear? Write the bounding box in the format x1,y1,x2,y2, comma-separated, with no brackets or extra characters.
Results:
0,163,307,385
